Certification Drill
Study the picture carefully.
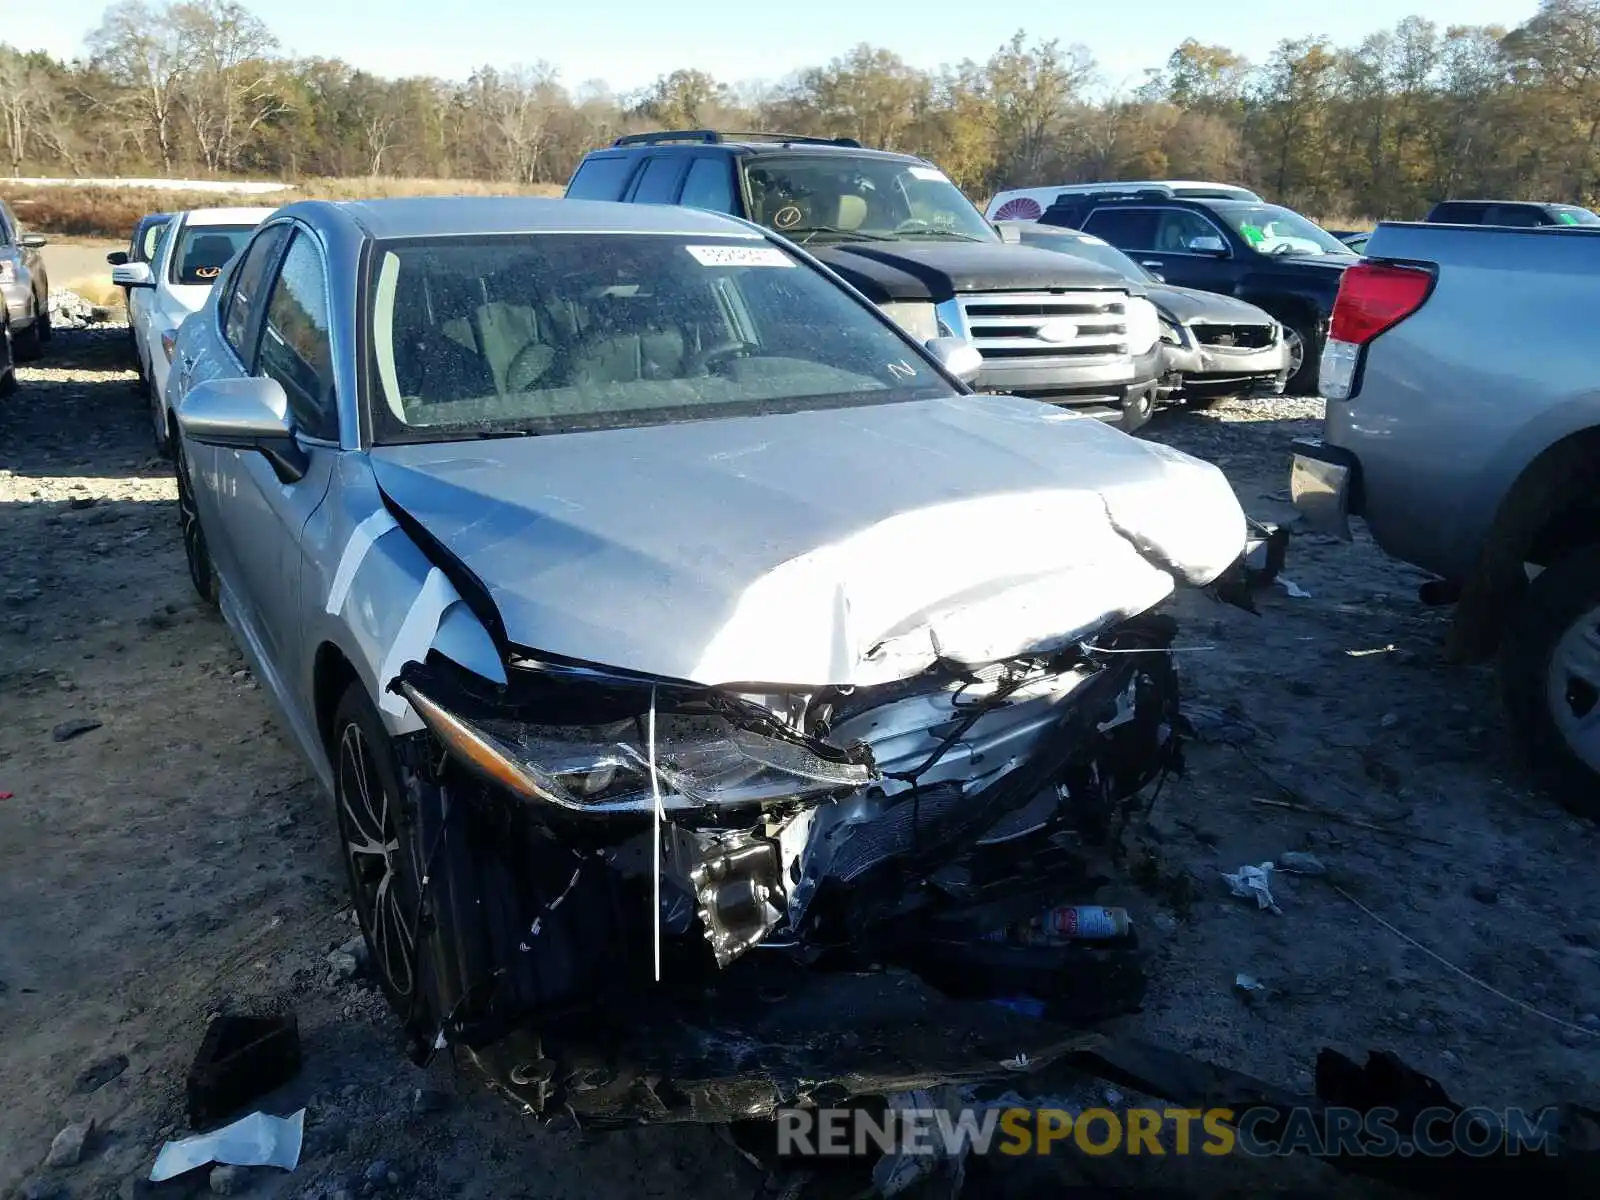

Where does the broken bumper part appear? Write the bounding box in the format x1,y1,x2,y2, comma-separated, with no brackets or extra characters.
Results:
1290,437,1360,540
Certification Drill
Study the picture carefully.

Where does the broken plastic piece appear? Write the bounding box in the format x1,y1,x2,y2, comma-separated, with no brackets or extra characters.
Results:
1222,862,1281,914
187,1014,301,1130
1279,850,1328,875
1278,576,1312,599
1235,972,1266,993
150,1109,304,1181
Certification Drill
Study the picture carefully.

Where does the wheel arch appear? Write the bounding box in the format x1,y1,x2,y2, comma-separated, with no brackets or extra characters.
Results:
1448,424,1600,661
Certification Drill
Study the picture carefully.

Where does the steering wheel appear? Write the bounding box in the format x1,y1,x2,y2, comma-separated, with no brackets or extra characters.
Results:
505,340,557,392
894,218,934,233
686,338,754,376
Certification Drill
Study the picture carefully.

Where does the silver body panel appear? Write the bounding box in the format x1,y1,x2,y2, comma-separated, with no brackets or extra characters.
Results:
169,196,1248,799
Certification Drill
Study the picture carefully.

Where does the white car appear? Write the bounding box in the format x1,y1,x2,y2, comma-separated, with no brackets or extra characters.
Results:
113,206,276,451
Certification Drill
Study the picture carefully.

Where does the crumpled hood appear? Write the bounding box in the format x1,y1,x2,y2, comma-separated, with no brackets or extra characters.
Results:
812,240,1130,303
370,393,1246,688
1146,284,1276,326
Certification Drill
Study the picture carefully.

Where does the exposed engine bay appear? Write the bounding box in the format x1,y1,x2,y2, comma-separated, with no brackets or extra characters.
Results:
386,609,1189,1122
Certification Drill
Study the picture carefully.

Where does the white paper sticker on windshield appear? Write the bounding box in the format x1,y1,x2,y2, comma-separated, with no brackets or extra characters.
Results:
686,244,795,268
907,167,948,182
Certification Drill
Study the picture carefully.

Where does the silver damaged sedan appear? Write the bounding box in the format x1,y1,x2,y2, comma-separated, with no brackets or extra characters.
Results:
168,197,1253,1120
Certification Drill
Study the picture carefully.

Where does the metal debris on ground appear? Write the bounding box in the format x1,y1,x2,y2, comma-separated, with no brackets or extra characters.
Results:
1222,862,1281,914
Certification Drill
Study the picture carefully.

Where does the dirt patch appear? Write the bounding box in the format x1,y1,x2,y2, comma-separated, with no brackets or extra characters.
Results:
0,331,1595,1199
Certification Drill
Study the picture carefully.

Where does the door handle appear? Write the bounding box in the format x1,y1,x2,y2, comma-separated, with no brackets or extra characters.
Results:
1140,260,1163,269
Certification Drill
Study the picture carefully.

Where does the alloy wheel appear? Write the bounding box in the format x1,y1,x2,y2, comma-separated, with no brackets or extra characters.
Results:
1548,604,1600,772
336,722,416,1000
1283,327,1304,379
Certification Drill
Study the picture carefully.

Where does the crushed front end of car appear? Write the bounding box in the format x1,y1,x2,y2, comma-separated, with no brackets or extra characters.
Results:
387,607,1193,1123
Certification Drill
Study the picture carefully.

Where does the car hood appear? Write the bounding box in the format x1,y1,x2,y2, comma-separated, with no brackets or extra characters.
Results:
369,393,1246,689
1146,284,1276,325
811,240,1131,303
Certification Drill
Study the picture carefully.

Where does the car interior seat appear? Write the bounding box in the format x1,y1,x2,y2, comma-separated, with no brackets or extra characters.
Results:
181,235,241,283
564,291,686,389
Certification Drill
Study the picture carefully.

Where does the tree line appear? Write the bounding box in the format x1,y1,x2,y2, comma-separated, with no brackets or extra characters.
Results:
5,0,1600,219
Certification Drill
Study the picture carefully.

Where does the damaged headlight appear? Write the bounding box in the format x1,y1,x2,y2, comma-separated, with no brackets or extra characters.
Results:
1159,315,1184,346
401,683,872,815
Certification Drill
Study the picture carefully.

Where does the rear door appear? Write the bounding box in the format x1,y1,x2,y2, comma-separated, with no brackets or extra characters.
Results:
209,225,339,679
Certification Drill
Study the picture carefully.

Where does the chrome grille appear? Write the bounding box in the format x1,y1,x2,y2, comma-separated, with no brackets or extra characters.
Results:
947,291,1128,362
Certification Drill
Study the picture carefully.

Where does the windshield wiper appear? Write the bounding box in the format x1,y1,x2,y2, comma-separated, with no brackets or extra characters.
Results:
783,225,897,244
898,228,985,241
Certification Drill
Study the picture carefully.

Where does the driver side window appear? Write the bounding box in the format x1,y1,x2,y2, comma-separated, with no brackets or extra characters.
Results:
257,230,337,441
222,224,290,365
1155,210,1222,252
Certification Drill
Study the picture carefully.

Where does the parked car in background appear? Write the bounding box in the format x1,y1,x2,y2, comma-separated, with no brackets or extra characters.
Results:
1424,199,1600,228
1291,221,1600,815
1034,189,1358,393
985,180,1261,223
107,210,172,384
0,199,51,361
997,220,1290,408
167,194,1258,1119
1329,229,1370,254
112,205,275,452
565,131,1165,429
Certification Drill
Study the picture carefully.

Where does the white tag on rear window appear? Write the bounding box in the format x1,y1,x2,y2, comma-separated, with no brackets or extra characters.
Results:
907,167,947,182
685,244,795,268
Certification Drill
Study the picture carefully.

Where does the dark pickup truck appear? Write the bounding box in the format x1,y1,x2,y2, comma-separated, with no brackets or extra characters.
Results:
565,131,1166,429
1036,190,1359,392
1424,199,1600,228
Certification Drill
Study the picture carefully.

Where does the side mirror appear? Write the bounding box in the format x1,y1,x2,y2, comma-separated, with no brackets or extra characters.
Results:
19,233,46,249
925,336,984,386
1186,235,1228,256
177,377,308,483
111,262,155,289
106,250,129,266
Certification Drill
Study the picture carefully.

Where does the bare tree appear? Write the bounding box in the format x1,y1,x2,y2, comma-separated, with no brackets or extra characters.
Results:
174,0,285,173
86,0,189,170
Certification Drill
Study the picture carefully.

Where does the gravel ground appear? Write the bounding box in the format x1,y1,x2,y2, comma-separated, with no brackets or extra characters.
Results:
2,325,1597,1200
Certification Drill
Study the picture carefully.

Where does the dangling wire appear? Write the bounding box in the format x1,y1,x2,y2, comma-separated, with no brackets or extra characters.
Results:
647,685,664,983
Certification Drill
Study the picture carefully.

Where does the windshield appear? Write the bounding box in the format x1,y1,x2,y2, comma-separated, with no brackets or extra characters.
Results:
170,224,255,286
1551,205,1600,226
742,155,997,243
365,232,958,443
1214,204,1353,257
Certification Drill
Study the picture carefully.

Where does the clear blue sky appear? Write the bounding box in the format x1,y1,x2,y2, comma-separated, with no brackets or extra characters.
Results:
25,0,1539,96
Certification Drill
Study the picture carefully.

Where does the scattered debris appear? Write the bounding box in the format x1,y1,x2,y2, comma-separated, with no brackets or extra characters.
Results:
1278,850,1328,876
73,1052,130,1094
187,1014,302,1131
208,1164,243,1195
151,1110,305,1182
1222,862,1281,914
1235,972,1267,995
44,1118,93,1167
325,950,358,980
50,718,102,742
1380,712,1401,730
1278,576,1312,598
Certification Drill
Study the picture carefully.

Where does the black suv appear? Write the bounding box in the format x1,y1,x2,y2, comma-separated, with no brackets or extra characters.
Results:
565,131,1165,429
1036,189,1359,392
1424,199,1600,228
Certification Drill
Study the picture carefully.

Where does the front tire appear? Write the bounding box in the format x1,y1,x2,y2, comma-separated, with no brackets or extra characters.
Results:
0,315,16,397
1280,317,1318,394
331,683,428,1021
12,299,41,362
173,431,219,607
1499,544,1600,818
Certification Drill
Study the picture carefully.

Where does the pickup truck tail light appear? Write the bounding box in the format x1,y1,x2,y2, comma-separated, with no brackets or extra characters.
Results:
1320,262,1434,401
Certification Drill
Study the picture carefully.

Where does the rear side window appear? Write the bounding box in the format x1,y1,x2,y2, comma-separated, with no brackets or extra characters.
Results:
1082,208,1161,251
257,230,337,440
1484,205,1541,227
222,224,291,364
630,156,687,204
679,157,737,213
565,156,635,201
1429,202,1487,224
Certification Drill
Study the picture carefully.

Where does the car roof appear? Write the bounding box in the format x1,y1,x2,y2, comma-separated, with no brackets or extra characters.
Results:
179,206,279,226
598,140,923,164
280,196,768,241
